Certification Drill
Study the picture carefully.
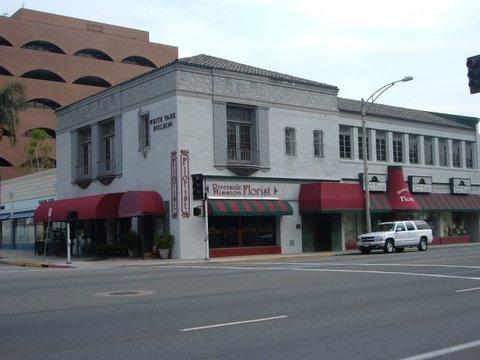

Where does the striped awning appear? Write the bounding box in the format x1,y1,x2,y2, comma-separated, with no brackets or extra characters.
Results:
370,193,391,212
415,193,480,211
208,199,293,216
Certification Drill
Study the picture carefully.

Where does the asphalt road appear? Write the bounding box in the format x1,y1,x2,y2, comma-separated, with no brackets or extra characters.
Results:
1,245,480,360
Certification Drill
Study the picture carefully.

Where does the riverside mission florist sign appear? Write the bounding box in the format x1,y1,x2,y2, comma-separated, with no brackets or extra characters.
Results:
450,178,471,194
408,176,433,193
206,181,279,198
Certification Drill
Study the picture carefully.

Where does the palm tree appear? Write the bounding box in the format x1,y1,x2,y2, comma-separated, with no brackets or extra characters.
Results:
0,83,27,144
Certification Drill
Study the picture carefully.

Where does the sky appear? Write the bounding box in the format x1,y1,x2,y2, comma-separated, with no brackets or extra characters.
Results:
2,0,480,117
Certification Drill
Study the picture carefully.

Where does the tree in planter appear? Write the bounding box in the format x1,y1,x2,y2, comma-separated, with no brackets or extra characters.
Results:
154,232,174,259
122,230,139,257
24,128,55,173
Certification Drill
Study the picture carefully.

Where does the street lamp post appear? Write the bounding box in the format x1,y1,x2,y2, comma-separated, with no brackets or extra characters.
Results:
361,76,413,233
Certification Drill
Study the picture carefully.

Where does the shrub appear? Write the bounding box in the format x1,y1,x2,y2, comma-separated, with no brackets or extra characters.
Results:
154,232,174,249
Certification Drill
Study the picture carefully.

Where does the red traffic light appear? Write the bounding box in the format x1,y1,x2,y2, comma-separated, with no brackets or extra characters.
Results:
467,54,480,94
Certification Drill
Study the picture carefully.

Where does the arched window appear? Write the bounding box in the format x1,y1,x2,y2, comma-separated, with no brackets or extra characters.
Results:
27,98,61,110
1,127,13,137
21,69,66,83
0,35,13,47
74,49,113,61
0,66,13,76
73,76,111,88
25,127,56,139
121,56,156,68
0,157,14,167
21,40,65,54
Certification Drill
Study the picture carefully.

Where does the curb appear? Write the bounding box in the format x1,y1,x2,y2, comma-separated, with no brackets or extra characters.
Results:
0,259,76,269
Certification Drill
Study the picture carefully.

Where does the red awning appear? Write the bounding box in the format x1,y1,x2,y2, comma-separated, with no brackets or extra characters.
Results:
415,193,480,211
387,166,420,211
118,191,165,218
370,193,391,212
208,199,293,216
33,193,123,223
299,183,365,212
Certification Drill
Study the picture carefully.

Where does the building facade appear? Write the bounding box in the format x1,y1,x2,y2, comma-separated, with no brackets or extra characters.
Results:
48,54,480,259
0,169,56,250
0,8,177,180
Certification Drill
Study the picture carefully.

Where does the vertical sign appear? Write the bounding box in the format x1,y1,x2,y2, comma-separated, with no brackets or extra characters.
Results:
180,149,190,218
170,151,178,219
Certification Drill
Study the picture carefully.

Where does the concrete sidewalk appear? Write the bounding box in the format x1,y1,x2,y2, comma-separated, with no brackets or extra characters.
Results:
1,242,479,270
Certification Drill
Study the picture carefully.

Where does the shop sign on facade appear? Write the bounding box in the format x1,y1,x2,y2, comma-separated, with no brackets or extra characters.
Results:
206,181,279,198
359,173,386,192
450,178,471,194
150,112,176,133
408,176,432,193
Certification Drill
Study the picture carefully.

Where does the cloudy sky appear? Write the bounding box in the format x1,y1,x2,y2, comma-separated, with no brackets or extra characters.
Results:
2,0,480,117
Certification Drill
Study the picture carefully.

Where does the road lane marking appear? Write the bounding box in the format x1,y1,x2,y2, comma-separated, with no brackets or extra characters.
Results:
398,339,480,360
162,265,480,282
281,262,480,270
455,286,480,293
180,315,288,332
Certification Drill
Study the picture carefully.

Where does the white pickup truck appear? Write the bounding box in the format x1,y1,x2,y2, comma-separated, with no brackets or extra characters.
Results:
356,220,433,254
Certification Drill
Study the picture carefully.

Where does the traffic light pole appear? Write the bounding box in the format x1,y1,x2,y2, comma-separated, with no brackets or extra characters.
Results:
204,188,209,261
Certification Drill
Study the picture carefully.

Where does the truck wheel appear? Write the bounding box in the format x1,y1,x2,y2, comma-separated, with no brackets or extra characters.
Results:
395,247,405,253
360,248,371,255
383,239,394,254
418,237,428,251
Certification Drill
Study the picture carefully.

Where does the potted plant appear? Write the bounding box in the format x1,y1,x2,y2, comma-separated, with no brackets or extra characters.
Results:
154,232,174,259
122,231,138,257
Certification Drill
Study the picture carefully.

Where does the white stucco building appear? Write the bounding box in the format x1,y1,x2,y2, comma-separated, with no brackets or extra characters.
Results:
41,54,480,259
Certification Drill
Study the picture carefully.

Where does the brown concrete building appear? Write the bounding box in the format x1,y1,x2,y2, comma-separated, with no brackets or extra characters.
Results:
0,8,178,180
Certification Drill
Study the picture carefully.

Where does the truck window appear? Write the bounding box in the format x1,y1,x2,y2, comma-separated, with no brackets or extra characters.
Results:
396,223,406,232
406,222,415,231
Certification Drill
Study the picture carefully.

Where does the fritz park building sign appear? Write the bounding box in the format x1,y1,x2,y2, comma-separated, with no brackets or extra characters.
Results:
206,182,279,198
150,112,176,132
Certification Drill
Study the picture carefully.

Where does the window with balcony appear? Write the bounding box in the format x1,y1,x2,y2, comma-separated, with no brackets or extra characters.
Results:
285,127,296,156
99,121,115,176
358,128,370,160
376,130,387,161
76,127,92,180
313,130,324,157
439,138,448,166
409,134,419,164
452,140,461,168
393,133,403,163
424,136,434,165
466,141,475,169
339,126,352,159
226,106,257,166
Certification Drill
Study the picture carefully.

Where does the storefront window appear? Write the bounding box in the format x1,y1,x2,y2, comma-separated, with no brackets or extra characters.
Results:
1,220,12,246
209,216,277,248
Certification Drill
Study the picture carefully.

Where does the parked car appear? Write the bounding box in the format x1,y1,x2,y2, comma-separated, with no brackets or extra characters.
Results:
357,220,433,254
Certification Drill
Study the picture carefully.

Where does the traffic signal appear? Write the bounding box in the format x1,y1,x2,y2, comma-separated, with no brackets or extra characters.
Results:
466,55,480,94
191,173,204,200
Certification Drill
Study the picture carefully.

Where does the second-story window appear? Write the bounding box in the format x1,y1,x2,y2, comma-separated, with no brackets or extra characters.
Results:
439,138,448,166
376,130,387,161
138,113,150,154
313,130,324,157
358,128,370,160
339,125,352,159
100,121,115,174
227,106,254,163
393,133,403,163
77,127,91,178
285,127,296,156
424,136,434,165
452,140,461,168
409,134,419,164
466,141,475,169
